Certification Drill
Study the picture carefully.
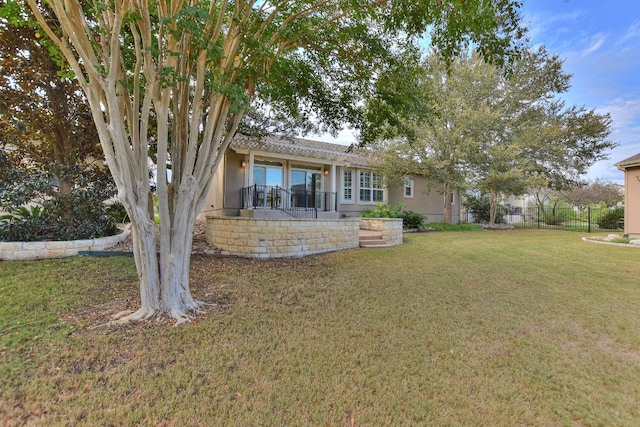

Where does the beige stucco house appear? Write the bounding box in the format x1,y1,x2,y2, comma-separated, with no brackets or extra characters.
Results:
200,134,459,222
615,153,640,238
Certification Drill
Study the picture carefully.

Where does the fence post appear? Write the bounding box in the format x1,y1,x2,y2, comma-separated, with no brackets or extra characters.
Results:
588,207,591,233
537,206,541,229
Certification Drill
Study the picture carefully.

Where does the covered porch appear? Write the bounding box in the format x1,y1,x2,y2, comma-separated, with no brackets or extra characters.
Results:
240,184,337,219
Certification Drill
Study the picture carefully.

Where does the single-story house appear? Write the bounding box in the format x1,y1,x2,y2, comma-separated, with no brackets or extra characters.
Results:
199,134,460,222
199,134,459,258
615,153,640,238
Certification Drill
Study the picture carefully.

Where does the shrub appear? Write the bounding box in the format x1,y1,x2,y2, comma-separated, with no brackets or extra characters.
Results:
597,207,624,230
542,201,579,225
463,194,506,224
402,210,426,230
0,160,118,241
106,202,130,223
361,202,405,219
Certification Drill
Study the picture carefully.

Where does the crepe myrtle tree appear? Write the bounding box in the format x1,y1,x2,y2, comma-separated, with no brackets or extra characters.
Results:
25,0,525,323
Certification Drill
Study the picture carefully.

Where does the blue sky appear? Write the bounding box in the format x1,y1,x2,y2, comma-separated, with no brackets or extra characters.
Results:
522,0,640,184
317,0,640,184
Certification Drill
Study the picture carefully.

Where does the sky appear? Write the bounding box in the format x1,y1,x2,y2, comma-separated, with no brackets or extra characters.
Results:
314,0,640,184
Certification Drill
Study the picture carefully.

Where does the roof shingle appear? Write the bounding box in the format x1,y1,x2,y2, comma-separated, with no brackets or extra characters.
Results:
615,153,640,170
230,134,371,167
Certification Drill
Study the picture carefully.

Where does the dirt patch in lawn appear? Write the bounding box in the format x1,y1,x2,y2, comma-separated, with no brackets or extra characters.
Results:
60,255,325,335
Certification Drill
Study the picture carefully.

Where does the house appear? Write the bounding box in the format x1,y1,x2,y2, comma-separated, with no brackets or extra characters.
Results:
200,134,459,222
200,134,459,258
615,153,640,238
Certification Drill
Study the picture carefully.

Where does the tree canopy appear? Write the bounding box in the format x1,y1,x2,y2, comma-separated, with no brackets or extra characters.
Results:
373,47,615,225
0,6,117,240
21,0,527,323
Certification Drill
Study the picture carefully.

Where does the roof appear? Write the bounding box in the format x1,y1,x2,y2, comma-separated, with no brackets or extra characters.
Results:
230,134,371,167
615,153,640,170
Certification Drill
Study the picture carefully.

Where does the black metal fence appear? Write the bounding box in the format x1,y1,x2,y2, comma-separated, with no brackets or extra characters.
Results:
241,185,337,219
465,206,624,233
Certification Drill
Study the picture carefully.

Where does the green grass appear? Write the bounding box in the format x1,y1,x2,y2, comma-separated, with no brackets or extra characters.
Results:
427,221,483,231
2,230,640,425
610,237,633,244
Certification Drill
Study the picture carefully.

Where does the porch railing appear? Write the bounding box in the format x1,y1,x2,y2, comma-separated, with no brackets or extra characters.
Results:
241,185,337,219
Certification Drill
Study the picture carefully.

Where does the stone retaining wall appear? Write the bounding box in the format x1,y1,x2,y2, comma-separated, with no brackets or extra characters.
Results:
0,226,131,261
359,218,403,246
206,216,360,258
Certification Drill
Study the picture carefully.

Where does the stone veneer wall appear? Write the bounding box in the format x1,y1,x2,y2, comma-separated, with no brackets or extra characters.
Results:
0,226,131,261
206,216,360,258
359,218,403,246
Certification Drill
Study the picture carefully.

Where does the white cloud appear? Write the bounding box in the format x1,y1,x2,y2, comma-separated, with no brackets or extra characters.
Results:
596,99,640,129
581,33,606,55
307,128,356,146
618,20,640,44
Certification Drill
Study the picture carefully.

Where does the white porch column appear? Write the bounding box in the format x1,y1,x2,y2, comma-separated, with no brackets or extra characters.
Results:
247,151,254,187
330,163,337,193
330,163,337,211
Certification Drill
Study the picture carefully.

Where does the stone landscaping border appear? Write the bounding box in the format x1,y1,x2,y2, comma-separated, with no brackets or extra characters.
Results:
0,226,131,261
582,235,640,248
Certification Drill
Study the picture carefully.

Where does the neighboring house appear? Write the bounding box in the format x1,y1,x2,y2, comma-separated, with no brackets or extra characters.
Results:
199,134,458,222
615,153,640,238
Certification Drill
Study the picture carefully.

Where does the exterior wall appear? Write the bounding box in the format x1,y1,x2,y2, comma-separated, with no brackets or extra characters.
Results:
388,176,460,223
199,145,452,224
0,226,130,261
360,218,403,246
623,165,640,237
199,151,246,221
206,216,360,258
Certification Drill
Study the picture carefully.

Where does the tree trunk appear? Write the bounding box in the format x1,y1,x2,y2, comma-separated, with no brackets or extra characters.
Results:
159,188,202,323
57,178,74,222
489,191,498,225
443,183,452,224
117,198,161,321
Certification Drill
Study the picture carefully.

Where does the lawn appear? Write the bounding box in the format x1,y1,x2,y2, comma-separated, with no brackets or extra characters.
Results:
2,230,640,426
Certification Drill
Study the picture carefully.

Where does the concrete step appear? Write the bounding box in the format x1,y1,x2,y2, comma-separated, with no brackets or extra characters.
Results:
359,230,390,248
360,240,393,248
360,234,383,241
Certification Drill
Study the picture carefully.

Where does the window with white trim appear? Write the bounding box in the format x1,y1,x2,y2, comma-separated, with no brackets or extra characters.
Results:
404,177,414,198
342,169,354,203
359,171,384,203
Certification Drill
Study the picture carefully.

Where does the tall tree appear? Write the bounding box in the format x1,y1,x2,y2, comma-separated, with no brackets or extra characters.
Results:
372,51,505,223
24,0,526,323
376,47,614,226
0,6,116,239
474,47,614,224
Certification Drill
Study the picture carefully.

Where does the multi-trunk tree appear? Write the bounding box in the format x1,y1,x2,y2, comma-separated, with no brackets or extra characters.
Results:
24,0,526,323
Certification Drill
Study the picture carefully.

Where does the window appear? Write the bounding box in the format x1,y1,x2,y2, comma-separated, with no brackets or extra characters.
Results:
404,177,414,198
342,169,354,203
359,171,384,203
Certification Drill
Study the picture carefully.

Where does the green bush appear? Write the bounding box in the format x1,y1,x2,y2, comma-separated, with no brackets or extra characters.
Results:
401,210,426,230
463,194,506,224
361,202,405,219
597,207,624,230
0,160,118,241
106,202,130,223
542,201,579,225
